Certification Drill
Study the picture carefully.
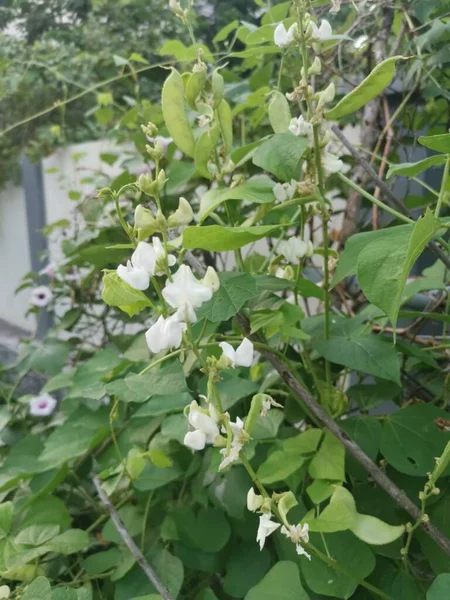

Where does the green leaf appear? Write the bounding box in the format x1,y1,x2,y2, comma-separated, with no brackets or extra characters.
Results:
387,155,447,179
257,430,321,484
196,272,258,322
15,525,59,547
44,529,89,554
252,133,309,181
213,20,239,43
430,441,450,486
427,573,450,599
68,348,121,401
133,392,192,418
106,361,188,403
268,91,291,134
380,403,449,476
22,577,52,600
182,225,281,251
245,561,310,600
174,507,231,553
340,416,382,462
83,548,122,575
26,339,71,376
351,514,405,545
306,486,357,533
224,543,271,598
391,572,424,600
326,56,406,120
102,272,153,317
308,432,345,481
419,134,450,154
311,332,401,385
199,177,275,222
20,496,71,531
332,225,412,287
0,503,13,540
300,531,375,599
357,210,441,334
38,408,110,470
346,382,400,411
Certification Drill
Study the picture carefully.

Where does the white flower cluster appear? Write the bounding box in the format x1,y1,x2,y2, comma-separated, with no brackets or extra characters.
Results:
274,18,333,49
277,237,313,265
247,488,310,558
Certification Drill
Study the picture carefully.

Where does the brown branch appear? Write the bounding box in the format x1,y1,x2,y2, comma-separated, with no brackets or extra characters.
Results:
331,124,450,270
92,477,174,600
235,313,450,558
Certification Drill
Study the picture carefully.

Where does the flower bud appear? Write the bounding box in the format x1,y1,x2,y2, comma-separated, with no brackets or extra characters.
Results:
202,266,220,292
168,197,194,228
158,169,167,191
141,121,158,137
138,173,154,196
134,205,158,240
308,56,322,76
317,83,336,110
247,488,264,512
97,187,111,198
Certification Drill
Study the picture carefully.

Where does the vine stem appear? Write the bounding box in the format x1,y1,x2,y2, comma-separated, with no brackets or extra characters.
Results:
435,157,450,218
297,4,332,398
92,477,174,600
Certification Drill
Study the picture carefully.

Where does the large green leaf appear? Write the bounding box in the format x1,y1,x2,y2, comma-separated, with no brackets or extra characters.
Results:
346,382,400,411
173,508,231,553
106,361,188,404
102,272,154,317
351,514,405,546
419,133,450,153
22,577,52,600
301,532,375,599
0,503,13,540
357,210,441,334
197,272,258,322
332,226,412,287
380,403,449,476
326,56,406,120
391,572,424,600
257,430,321,484
68,348,122,401
340,416,382,462
25,339,72,376
182,224,281,251
427,574,450,599
308,432,345,481
387,155,447,179
245,561,310,600
306,486,357,533
223,543,271,598
311,332,401,385
252,133,309,182
199,177,275,222
38,407,110,470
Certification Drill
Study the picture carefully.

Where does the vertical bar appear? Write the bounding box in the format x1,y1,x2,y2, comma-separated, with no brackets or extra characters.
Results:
21,153,52,338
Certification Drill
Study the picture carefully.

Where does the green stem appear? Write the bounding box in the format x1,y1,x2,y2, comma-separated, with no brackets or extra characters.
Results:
113,191,134,243
337,172,414,224
277,54,284,90
435,157,450,218
139,348,183,375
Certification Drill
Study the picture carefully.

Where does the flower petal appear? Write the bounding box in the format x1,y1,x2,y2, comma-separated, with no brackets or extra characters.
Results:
235,338,254,367
184,430,207,450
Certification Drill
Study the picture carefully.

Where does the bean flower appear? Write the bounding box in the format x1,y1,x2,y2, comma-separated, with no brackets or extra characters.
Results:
29,393,57,417
277,237,313,264
310,19,333,42
288,115,313,138
183,400,221,451
274,22,297,48
219,338,254,368
273,180,297,203
281,523,311,559
219,416,248,470
162,265,216,322
257,513,281,550
117,239,176,290
145,314,186,354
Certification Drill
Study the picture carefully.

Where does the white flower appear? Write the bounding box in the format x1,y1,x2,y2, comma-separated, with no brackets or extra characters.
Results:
219,338,254,368
163,265,212,316
331,0,341,14
277,238,313,264
151,236,176,275
281,524,311,559
310,19,333,41
183,400,220,451
219,416,247,470
322,152,344,175
257,514,281,550
145,314,186,354
288,116,313,138
168,197,194,228
317,83,336,110
274,22,297,48
247,488,264,512
30,286,53,308
117,261,150,291
202,266,220,293
29,393,57,417
273,180,297,203
0,585,10,599
308,56,322,75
